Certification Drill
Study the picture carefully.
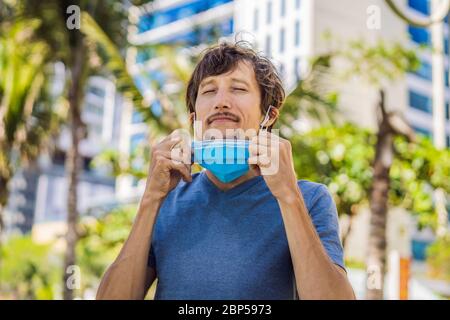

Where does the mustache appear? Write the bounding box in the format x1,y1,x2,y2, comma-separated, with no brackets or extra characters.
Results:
207,112,240,124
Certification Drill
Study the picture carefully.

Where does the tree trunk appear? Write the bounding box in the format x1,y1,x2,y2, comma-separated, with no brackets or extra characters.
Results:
0,177,9,241
63,41,87,300
342,213,355,252
366,90,393,300
0,161,12,245
0,104,12,243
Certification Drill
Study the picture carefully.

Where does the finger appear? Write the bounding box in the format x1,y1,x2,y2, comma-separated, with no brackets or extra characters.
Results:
248,155,258,165
249,141,274,159
155,156,191,182
248,154,271,167
164,135,183,150
159,129,188,149
247,154,272,168
178,135,193,163
155,136,181,152
154,150,188,164
171,145,192,164
251,133,272,148
168,159,192,182
259,154,271,167
248,142,258,157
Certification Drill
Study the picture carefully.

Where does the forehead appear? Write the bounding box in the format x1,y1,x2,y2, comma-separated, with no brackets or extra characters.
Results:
199,60,257,87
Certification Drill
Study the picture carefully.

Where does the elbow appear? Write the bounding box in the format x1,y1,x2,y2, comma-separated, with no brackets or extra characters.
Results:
333,267,356,300
96,275,111,300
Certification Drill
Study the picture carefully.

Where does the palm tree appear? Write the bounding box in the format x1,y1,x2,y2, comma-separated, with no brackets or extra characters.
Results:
0,19,57,244
7,0,157,299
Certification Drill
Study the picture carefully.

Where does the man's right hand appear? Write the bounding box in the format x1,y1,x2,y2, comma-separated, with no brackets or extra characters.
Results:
97,131,191,299
144,130,192,200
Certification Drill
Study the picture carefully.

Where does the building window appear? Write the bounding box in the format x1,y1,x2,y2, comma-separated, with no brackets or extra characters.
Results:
130,132,146,154
408,0,429,15
409,90,432,113
137,0,233,33
281,0,286,17
295,20,300,46
84,102,103,117
267,1,272,24
253,8,259,31
132,177,140,187
280,28,285,53
265,35,272,56
87,86,105,98
294,57,300,81
151,99,162,117
160,18,233,46
408,25,430,45
132,109,144,124
412,125,432,138
279,63,285,79
413,60,432,81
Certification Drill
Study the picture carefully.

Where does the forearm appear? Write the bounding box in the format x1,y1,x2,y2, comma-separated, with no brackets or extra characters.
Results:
277,187,355,300
96,194,162,300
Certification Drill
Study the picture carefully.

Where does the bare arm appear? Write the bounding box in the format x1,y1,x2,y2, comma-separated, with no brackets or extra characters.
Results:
277,187,356,300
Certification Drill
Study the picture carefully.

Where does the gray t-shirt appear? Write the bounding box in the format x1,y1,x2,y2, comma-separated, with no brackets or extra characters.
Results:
148,171,344,299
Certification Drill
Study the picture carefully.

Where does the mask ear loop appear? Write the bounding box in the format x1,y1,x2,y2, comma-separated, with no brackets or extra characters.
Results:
260,105,275,133
191,112,197,164
193,112,198,141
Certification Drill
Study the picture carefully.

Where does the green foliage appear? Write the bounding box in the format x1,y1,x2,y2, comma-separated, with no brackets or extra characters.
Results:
391,135,450,228
291,123,375,217
0,236,61,299
0,18,60,212
321,33,421,86
0,207,140,299
344,258,366,270
291,123,450,229
426,235,450,281
76,205,136,291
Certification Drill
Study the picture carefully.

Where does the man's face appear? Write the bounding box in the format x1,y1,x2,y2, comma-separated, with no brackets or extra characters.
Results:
193,60,263,139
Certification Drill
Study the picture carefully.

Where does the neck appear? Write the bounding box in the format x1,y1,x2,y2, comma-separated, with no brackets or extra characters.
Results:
205,166,260,191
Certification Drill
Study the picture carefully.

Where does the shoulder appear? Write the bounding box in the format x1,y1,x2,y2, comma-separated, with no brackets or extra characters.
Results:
297,180,329,202
296,180,335,214
297,181,344,268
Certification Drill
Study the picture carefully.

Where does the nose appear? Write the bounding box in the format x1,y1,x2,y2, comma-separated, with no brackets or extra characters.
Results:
212,89,232,111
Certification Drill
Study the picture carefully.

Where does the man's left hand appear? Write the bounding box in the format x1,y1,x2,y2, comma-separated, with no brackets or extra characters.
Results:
249,131,299,202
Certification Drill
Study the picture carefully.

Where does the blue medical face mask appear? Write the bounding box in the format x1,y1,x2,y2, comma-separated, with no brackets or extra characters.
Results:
191,106,274,183
192,139,250,183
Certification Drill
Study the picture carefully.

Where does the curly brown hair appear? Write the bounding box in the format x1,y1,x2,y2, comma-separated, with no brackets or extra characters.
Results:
186,41,285,130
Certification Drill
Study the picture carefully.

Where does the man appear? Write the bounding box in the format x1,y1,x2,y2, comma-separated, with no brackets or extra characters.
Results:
96,42,355,300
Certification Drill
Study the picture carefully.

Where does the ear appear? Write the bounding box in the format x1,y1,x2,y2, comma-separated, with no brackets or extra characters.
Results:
189,112,195,125
263,106,279,127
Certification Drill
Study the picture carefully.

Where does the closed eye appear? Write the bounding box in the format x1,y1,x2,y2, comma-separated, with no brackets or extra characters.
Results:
232,87,247,92
202,89,216,94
